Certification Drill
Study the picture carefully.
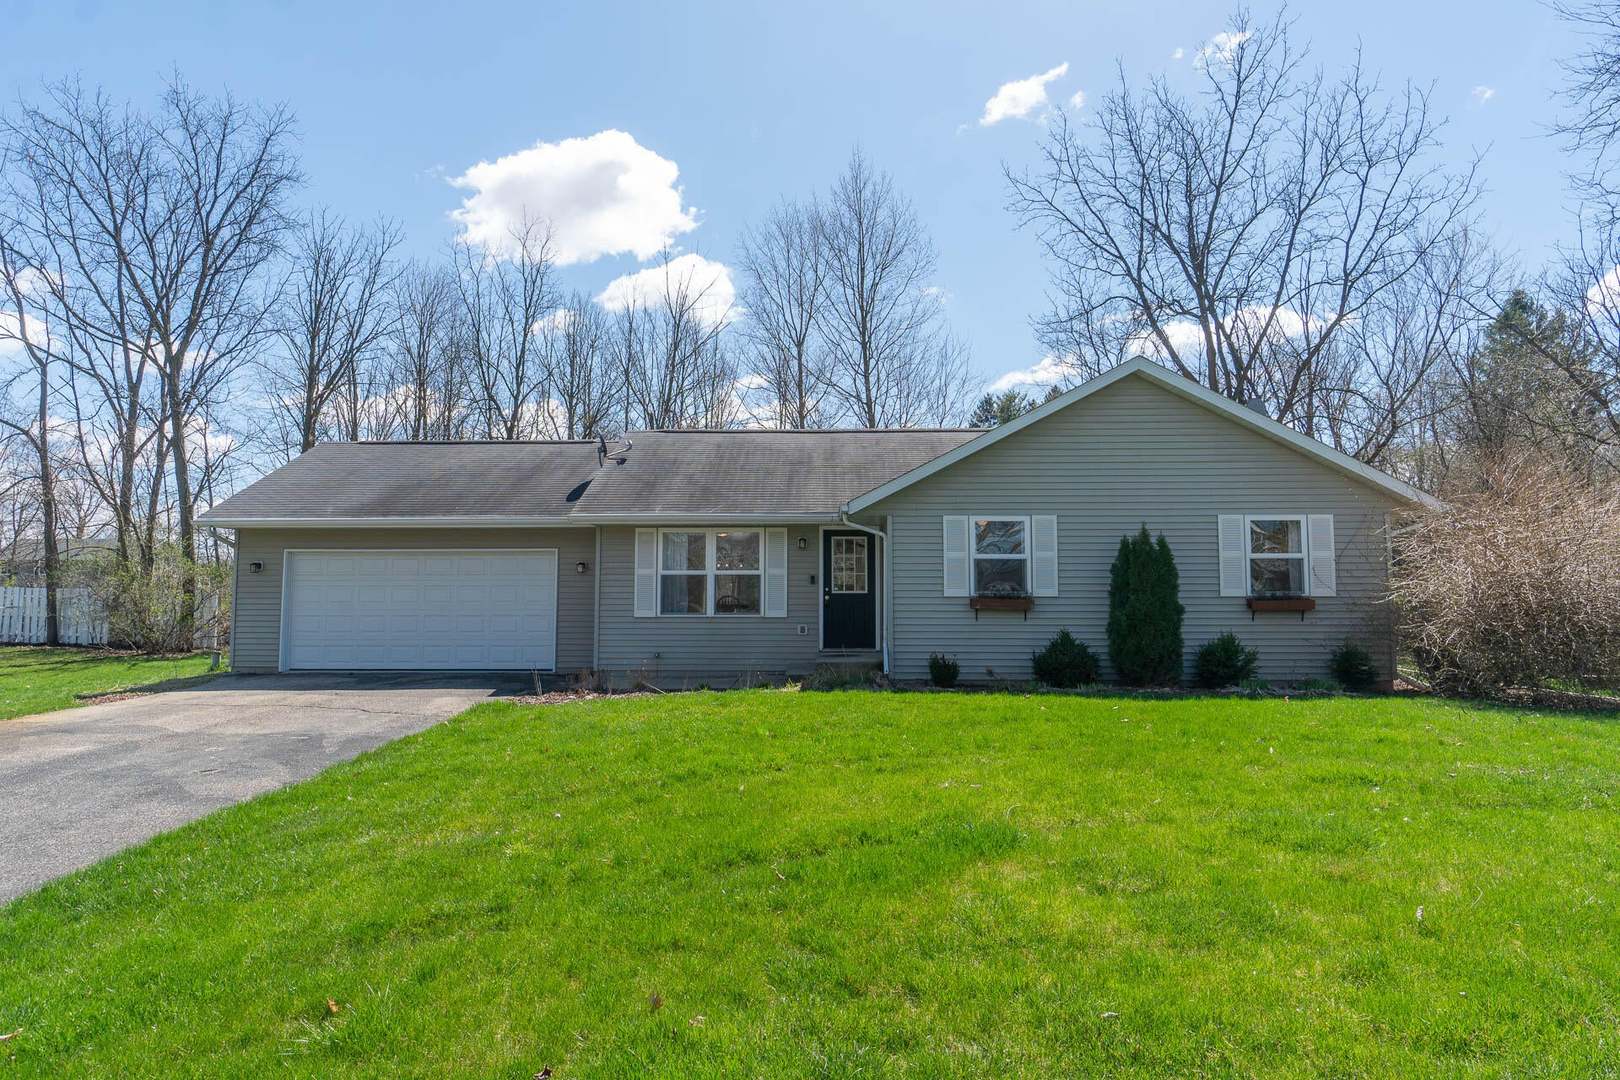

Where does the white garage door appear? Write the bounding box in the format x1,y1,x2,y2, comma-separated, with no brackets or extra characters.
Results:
282,549,557,671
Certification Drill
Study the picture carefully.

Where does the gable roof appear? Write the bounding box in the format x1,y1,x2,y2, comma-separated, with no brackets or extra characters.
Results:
566,429,981,521
842,357,1441,513
198,441,603,527
197,429,982,528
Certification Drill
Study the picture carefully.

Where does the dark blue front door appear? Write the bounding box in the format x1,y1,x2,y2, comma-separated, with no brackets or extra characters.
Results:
822,531,875,649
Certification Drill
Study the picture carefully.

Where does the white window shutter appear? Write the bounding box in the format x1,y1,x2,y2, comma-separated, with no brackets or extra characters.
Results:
765,528,789,617
633,528,658,617
1218,515,1247,597
1031,515,1058,596
942,516,971,596
1308,514,1337,597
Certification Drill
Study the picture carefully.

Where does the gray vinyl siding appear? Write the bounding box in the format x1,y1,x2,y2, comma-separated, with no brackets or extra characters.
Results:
229,527,597,673
596,525,867,684
867,375,1402,684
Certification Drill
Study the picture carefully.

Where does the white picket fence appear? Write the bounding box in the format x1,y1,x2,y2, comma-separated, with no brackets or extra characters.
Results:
0,586,109,645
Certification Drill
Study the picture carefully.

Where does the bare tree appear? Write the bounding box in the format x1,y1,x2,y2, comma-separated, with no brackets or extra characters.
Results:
1545,2,1620,465
737,199,829,427
1554,0,1620,198
455,219,556,440
267,211,401,456
613,251,739,430
3,78,298,639
817,149,971,427
0,85,164,565
133,81,298,631
383,262,467,440
0,232,63,642
542,291,611,439
1006,10,1478,446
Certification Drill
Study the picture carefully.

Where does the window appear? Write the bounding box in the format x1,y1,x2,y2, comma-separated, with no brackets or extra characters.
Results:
973,516,1028,596
831,536,868,593
658,529,762,615
1247,516,1305,596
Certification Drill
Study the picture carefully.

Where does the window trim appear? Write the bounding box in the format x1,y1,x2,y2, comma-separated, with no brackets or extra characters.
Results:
1244,514,1308,598
656,528,764,617
970,514,1031,597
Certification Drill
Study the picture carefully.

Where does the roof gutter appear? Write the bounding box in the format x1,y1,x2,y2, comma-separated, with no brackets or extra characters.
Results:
195,515,587,529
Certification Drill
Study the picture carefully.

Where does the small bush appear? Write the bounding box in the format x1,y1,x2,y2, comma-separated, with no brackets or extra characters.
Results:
1330,641,1381,692
1107,526,1185,685
1193,632,1260,688
1031,629,1100,688
75,547,230,654
1296,677,1341,693
928,653,960,688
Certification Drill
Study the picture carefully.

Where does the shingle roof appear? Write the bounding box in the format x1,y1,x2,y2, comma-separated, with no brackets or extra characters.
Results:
198,441,603,523
197,429,984,525
568,429,981,518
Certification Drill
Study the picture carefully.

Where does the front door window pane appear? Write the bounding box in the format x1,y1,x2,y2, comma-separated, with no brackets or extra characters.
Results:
831,536,868,593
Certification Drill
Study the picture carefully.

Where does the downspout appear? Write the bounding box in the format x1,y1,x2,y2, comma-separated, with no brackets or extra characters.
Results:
592,526,601,675
838,512,889,675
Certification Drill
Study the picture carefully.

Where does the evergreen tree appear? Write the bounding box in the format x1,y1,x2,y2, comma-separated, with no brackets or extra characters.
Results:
1106,526,1185,685
969,389,1035,427
1457,290,1596,474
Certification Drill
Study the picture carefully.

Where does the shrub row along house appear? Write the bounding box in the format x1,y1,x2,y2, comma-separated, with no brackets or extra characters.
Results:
201,359,1436,686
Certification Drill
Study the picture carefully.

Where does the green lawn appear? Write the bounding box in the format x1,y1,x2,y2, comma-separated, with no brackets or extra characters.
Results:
0,646,217,721
1,691,1616,1077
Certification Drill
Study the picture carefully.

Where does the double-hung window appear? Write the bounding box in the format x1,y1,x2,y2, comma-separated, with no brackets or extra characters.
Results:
972,516,1029,596
658,529,762,615
1247,516,1306,597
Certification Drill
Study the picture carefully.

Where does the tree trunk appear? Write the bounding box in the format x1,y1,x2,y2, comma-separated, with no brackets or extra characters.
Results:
165,367,196,644
37,368,59,647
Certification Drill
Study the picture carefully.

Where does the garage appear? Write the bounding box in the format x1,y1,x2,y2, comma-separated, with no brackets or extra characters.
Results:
281,549,558,671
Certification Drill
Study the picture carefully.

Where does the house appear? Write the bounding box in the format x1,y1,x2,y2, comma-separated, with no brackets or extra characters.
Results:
0,534,120,587
199,358,1436,687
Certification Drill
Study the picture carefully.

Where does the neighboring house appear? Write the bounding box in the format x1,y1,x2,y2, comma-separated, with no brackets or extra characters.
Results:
200,359,1436,686
0,535,119,586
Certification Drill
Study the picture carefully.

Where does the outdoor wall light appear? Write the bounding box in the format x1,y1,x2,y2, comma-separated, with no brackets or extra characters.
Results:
248,561,264,574
575,561,590,574
796,536,808,550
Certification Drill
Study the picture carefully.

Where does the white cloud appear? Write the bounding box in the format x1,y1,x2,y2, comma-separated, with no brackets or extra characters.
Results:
1170,47,1186,61
1471,85,1496,105
449,130,698,265
1586,263,1620,313
1195,30,1251,69
1126,307,1325,359
987,354,1074,394
595,253,736,327
979,62,1069,126
1068,89,1087,111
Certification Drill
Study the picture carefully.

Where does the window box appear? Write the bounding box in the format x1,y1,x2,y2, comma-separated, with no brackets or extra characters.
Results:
1246,595,1316,620
970,594,1034,620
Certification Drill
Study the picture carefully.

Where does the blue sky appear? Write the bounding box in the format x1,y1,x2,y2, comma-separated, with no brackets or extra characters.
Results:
5,0,1586,393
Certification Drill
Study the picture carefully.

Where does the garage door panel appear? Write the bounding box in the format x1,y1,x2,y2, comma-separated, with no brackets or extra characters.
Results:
283,549,557,671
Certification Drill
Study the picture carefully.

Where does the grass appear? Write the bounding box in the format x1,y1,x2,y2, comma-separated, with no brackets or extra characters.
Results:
1,690,1616,1077
0,645,217,721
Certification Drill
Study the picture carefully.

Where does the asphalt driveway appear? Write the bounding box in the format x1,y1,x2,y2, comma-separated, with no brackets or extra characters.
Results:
0,672,527,903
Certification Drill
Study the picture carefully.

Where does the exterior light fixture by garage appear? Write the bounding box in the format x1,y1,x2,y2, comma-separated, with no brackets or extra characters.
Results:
575,561,590,574
796,536,808,550
248,561,264,574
